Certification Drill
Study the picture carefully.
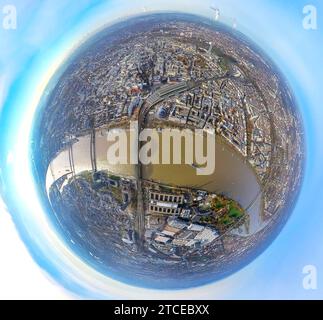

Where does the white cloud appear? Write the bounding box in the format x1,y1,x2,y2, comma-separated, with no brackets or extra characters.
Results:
0,204,71,299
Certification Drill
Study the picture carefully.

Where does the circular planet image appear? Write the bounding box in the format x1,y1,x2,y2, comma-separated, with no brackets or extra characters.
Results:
31,13,304,289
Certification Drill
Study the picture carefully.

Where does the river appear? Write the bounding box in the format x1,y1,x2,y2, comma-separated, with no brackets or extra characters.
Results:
46,129,263,235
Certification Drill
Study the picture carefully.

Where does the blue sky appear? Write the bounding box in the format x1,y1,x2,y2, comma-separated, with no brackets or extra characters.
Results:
0,0,323,299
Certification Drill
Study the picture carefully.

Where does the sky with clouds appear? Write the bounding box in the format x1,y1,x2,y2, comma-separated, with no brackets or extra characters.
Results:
0,0,323,299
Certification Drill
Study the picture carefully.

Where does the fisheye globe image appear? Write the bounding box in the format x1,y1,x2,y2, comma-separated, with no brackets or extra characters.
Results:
30,12,304,289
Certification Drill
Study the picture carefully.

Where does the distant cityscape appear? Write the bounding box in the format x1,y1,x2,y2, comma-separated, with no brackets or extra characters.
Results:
35,13,304,288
